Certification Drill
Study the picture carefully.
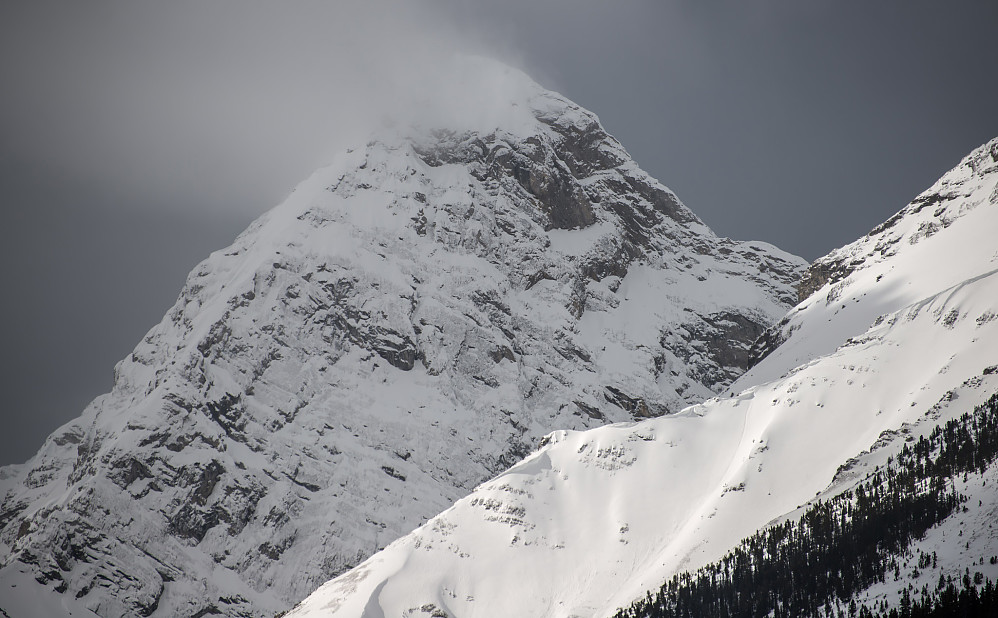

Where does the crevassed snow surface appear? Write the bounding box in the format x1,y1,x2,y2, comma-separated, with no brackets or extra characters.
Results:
0,57,803,618
288,139,998,618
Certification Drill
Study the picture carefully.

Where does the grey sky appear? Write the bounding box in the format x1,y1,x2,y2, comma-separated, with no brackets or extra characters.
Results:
2,1,996,465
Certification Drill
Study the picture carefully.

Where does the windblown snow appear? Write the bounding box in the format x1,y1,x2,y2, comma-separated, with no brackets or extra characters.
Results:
287,138,998,618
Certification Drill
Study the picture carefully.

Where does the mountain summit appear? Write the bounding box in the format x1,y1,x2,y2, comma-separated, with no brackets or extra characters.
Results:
0,58,804,617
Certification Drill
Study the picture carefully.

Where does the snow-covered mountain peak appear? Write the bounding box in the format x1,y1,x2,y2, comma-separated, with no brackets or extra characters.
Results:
0,61,804,617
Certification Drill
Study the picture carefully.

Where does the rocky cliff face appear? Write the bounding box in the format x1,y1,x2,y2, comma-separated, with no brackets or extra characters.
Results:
0,59,805,617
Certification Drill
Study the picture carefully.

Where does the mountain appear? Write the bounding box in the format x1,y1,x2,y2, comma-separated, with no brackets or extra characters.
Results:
286,137,998,618
0,58,805,617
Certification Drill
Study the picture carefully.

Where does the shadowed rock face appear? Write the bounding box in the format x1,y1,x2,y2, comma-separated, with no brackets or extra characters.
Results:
747,315,792,370
491,135,597,230
0,63,805,617
796,260,849,304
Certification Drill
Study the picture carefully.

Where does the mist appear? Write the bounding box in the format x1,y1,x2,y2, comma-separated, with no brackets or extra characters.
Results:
1,1,492,217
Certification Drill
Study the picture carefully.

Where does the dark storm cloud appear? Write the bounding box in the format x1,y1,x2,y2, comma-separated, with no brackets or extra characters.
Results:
2,1,997,464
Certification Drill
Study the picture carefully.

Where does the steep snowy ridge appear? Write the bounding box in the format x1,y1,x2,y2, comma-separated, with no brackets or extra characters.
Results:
744,136,998,386
287,138,998,618
0,59,804,617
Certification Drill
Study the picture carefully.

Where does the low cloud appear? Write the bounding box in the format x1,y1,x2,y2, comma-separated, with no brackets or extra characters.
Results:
1,1,514,217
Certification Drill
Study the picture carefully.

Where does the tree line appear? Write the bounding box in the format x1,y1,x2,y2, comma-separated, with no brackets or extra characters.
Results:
613,391,998,618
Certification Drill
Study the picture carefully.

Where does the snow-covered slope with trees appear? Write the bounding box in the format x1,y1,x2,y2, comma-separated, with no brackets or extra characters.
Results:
0,58,804,617
287,138,998,618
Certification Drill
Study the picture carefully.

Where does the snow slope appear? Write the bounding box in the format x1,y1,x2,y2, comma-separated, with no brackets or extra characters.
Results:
743,137,998,387
0,58,803,617
287,138,998,618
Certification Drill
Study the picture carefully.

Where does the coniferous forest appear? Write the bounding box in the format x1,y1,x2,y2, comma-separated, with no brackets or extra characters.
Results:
614,392,998,618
